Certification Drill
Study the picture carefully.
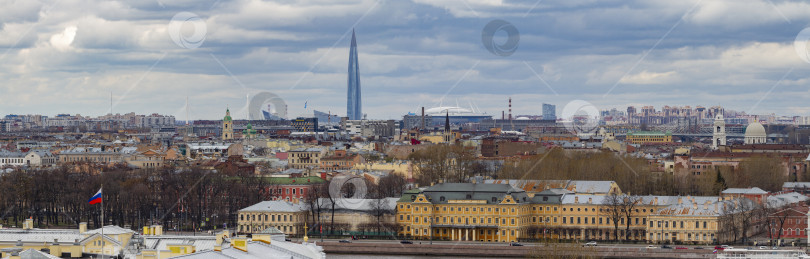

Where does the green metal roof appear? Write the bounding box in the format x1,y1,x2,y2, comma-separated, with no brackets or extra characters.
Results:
263,176,325,185
399,183,532,205
627,131,671,136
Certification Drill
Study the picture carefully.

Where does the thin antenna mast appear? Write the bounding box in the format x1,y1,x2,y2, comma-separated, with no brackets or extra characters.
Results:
186,96,190,126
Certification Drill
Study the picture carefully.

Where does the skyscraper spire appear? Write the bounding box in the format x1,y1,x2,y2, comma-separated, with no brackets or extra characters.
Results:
347,28,362,120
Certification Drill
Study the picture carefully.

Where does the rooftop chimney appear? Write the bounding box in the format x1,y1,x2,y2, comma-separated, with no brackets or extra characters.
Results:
232,236,248,252
22,219,33,230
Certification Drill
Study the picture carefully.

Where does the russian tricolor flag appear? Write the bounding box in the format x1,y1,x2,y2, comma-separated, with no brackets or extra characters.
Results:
88,188,102,205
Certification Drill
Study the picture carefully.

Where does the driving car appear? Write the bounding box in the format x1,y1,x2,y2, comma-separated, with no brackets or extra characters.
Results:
584,241,597,247
400,240,413,244
661,245,673,249
510,242,524,246
646,245,657,249
339,240,352,243
675,246,688,249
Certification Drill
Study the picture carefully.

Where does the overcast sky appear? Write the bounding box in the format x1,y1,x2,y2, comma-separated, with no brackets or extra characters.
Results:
2,0,810,120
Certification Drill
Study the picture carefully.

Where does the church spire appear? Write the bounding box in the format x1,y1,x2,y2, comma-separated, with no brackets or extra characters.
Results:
445,110,450,132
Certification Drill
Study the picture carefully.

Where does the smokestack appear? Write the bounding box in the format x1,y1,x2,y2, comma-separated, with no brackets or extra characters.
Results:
508,97,512,121
502,111,505,120
421,107,425,130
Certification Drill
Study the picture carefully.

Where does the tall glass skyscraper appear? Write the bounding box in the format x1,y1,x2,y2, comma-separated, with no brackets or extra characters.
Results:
347,29,362,120
543,103,556,121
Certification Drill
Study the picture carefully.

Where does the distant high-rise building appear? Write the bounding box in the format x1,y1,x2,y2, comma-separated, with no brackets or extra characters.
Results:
347,29,362,120
313,110,341,125
292,117,318,133
542,103,556,121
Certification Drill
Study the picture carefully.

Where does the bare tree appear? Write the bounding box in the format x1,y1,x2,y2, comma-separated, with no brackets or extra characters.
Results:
718,201,741,244
303,183,324,230
369,198,393,233
602,193,623,241
736,199,761,244
767,204,794,245
408,144,477,185
621,195,641,242
377,173,407,198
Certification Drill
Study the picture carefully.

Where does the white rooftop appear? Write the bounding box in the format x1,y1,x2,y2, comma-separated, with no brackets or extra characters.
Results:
239,201,308,213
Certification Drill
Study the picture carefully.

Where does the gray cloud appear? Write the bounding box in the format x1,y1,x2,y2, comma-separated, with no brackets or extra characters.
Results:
1,0,810,120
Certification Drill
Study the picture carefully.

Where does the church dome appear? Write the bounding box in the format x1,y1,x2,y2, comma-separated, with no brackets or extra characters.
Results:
744,122,767,144
744,122,766,138
223,108,232,122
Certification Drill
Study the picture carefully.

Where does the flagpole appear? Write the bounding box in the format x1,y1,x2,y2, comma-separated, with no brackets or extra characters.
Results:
101,184,104,259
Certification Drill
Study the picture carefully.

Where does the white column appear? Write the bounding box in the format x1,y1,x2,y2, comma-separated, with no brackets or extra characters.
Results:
465,229,469,241
452,228,455,240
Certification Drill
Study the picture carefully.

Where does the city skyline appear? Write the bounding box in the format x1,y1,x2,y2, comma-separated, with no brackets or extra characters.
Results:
4,1,810,257
2,1,810,120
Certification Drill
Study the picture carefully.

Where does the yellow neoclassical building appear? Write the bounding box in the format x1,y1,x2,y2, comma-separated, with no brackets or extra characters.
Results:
397,183,748,244
237,201,308,235
397,183,533,242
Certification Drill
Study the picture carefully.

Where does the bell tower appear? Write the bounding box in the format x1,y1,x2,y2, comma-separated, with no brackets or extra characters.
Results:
712,113,725,149
222,108,233,140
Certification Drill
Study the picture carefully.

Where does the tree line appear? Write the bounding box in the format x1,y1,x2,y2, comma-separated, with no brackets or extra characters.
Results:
409,144,797,197
0,165,269,232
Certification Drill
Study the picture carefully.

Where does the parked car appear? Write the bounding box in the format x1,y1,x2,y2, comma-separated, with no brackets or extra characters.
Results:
758,246,768,250
661,245,673,249
694,247,704,249
675,246,688,249
714,245,726,251
339,240,352,243
584,241,597,247
646,245,658,249
510,242,524,246
400,240,413,244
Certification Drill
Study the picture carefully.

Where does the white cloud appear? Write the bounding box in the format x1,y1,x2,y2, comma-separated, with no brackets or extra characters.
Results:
619,70,678,85
687,0,810,28
49,25,76,51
